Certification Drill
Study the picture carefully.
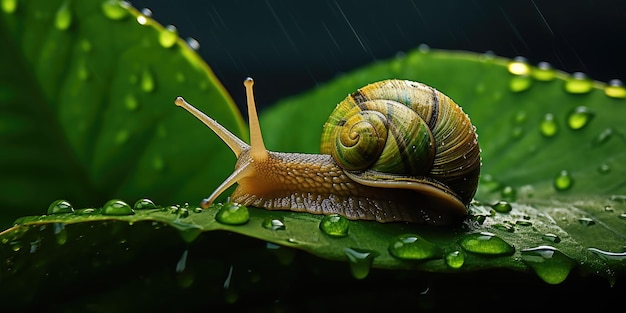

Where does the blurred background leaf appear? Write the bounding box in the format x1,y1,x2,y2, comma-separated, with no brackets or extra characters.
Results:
0,0,247,229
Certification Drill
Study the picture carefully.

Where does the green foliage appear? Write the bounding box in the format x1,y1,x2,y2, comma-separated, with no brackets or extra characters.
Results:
0,0,246,228
1,0,626,311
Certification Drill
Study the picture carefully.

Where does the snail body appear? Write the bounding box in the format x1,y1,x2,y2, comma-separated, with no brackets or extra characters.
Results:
175,78,480,225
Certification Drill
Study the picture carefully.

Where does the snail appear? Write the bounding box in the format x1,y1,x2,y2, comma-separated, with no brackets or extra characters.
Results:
175,78,480,225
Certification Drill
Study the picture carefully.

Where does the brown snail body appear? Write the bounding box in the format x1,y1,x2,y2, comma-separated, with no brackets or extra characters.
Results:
175,78,480,225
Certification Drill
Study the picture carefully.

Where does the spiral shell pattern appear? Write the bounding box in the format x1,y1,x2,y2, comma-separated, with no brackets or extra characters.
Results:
320,79,480,205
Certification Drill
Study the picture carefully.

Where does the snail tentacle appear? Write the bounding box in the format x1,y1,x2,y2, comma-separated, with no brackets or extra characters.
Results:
175,96,249,157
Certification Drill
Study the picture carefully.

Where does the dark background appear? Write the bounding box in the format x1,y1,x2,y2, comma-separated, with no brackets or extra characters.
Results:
131,0,626,113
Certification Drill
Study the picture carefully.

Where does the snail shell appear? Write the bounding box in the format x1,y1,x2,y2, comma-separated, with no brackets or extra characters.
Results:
174,78,480,225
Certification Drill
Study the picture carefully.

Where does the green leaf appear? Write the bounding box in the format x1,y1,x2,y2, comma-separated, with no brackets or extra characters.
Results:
0,0,247,228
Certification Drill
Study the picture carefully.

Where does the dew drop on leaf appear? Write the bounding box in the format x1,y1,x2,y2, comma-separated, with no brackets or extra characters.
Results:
509,76,532,92
141,68,155,93
459,232,515,256
101,199,134,216
445,250,465,269
47,199,74,214
507,56,530,76
319,214,349,237
388,234,441,260
605,79,626,99
1,0,17,13
554,170,573,191
578,217,595,226
343,247,377,279
101,0,130,20
133,198,156,210
262,218,285,231
500,186,517,201
540,113,558,137
567,106,594,130
54,0,72,31
491,200,512,213
565,72,593,94
597,163,611,174
186,37,200,50
542,233,561,243
593,128,613,146
125,93,140,111
215,203,249,225
159,25,178,48
80,39,92,52
532,61,556,81
588,248,626,261
521,246,575,284
53,223,67,245
115,129,128,144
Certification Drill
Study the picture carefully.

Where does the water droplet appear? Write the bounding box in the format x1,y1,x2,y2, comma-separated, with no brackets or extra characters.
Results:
319,214,349,237
186,37,200,50
540,113,558,137
542,233,561,243
480,174,501,192
54,223,67,245
262,218,285,231
459,232,515,256
593,128,613,146
507,56,531,76
141,68,155,93
605,79,626,99
134,198,156,210
159,25,178,48
101,199,134,216
492,223,515,232
500,186,517,201
565,72,593,94
344,247,377,279
521,246,575,284
532,62,556,81
115,129,128,144
176,72,185,83
598,163,611,174
619,213,626,220
101,0,130,20
610,195,626,203
514,111,527,124
176,249,188,273
80,39,92,52
418,43,430,53
177,207,189,219
554,170,573,191
55,1,72,30
567,106,594,130
509,76,532,92
125,93,140,111
578,217,595,226
215,203,249,225
77,59,89,81
388,234,441,260
588,247,626,261
152,155,164,171
47,199,74,214
491,200,512,213
515,220,532,226
445,250,465,269
136,14,148,25
2,0,18,13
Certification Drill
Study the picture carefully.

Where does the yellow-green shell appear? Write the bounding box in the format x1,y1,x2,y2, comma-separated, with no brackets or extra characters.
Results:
320,79,481,205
